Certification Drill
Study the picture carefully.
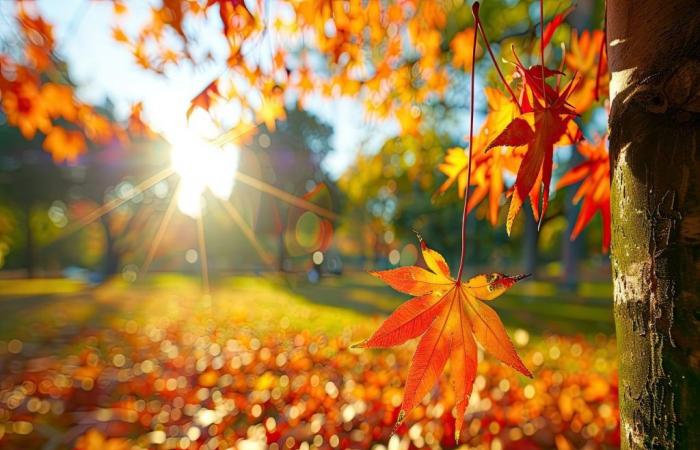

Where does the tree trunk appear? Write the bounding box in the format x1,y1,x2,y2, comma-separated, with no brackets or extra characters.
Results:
562,151,583,292
100,215,120,277
24,203,35,278
608,1,700,448
522,202,539,276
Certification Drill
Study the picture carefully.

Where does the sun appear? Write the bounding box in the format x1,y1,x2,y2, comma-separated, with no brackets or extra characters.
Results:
170,135,240,217
167,111,240,217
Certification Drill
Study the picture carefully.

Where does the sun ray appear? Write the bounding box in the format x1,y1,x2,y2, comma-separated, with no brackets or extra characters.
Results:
50,167,175,245
217,197,275,268
140,181,181,278
196,207,210,295
209,122,259,148
234,171,338,220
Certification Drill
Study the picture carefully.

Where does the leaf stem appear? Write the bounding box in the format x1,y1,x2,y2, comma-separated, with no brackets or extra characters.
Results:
456,2,481,282
539,0,546,96
473,6,522,113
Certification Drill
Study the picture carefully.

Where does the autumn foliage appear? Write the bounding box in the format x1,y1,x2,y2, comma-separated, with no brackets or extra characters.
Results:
0,6,130,163
0,0,614,445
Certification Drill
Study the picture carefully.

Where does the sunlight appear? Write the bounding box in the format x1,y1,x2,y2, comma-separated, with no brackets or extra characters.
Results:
169,125,240,218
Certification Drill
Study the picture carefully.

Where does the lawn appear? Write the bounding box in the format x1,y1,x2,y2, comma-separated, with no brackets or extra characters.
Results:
0,274,619,449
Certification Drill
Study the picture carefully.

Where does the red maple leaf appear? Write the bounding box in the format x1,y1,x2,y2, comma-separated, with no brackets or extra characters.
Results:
541,5,574,48
485,52,580,233
557,135,611,251
354,237,531,441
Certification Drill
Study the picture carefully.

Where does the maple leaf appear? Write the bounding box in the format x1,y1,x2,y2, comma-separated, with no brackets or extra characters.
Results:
485,52,579,234
355,237,531,441
450,29,480,71
565,30,609,110
187,80,220,119
2,80,52,139
17,7,55,71
128,101,155,137
395,107,422,136
43,127,86,164
257,94,286,131
541,6,574,48
41,83,77,122
557,135,611,251
111,26,130,44
437,88,522,224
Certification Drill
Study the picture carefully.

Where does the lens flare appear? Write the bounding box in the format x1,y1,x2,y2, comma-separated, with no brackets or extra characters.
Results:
170,136,239,217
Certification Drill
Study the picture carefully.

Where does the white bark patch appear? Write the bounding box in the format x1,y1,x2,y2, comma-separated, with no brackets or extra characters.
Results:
611,68,637,102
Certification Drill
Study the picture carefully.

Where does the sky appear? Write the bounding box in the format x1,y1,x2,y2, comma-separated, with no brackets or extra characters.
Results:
6,0,397,179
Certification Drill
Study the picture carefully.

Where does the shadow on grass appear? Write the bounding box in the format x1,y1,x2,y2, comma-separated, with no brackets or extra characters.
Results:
286,273,615,336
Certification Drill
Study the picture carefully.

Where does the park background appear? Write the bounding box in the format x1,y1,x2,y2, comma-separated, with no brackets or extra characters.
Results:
0,0,619,449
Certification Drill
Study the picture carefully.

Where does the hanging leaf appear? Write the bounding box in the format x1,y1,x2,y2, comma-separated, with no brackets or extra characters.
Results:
354,237,531,441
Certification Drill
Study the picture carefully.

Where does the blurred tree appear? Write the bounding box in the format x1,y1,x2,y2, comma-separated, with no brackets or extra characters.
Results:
238,108,338,271
0,124,70,276
339,132,462,266
73,122,170,277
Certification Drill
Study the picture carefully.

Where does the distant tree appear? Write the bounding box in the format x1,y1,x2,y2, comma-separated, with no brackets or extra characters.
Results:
239,108,337,271
0,125,70,276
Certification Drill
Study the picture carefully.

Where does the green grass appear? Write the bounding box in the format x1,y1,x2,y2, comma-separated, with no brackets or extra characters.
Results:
0,272,614,344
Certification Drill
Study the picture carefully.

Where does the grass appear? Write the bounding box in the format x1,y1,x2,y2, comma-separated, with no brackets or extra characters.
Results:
0,272,614,344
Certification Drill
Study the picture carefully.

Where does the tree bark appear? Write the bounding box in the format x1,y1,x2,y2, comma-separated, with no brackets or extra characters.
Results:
608,1,700,448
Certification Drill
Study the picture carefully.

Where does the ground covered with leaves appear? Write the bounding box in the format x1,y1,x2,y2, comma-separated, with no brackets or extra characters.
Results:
0,275,618,449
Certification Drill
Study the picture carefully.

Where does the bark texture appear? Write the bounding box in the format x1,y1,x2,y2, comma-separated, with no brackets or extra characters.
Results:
608,1,700,448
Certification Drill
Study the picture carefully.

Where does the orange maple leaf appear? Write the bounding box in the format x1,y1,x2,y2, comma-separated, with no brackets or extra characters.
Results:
565,30,609,110
2,80,52,139
395,107,422,136
437,88,522,224
557,135,611,251
355,237,531,441
187,80,220,119
43,127,86,164
257,94,286,131
128,102,155,137
17,7,55,71
450,28,480,71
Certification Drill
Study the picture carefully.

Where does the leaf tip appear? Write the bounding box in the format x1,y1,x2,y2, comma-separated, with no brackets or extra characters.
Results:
350,340,367,349
391,410,406,436
412,229,426,248
505,221,513,237
518,362,534,378
455,430,461,442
